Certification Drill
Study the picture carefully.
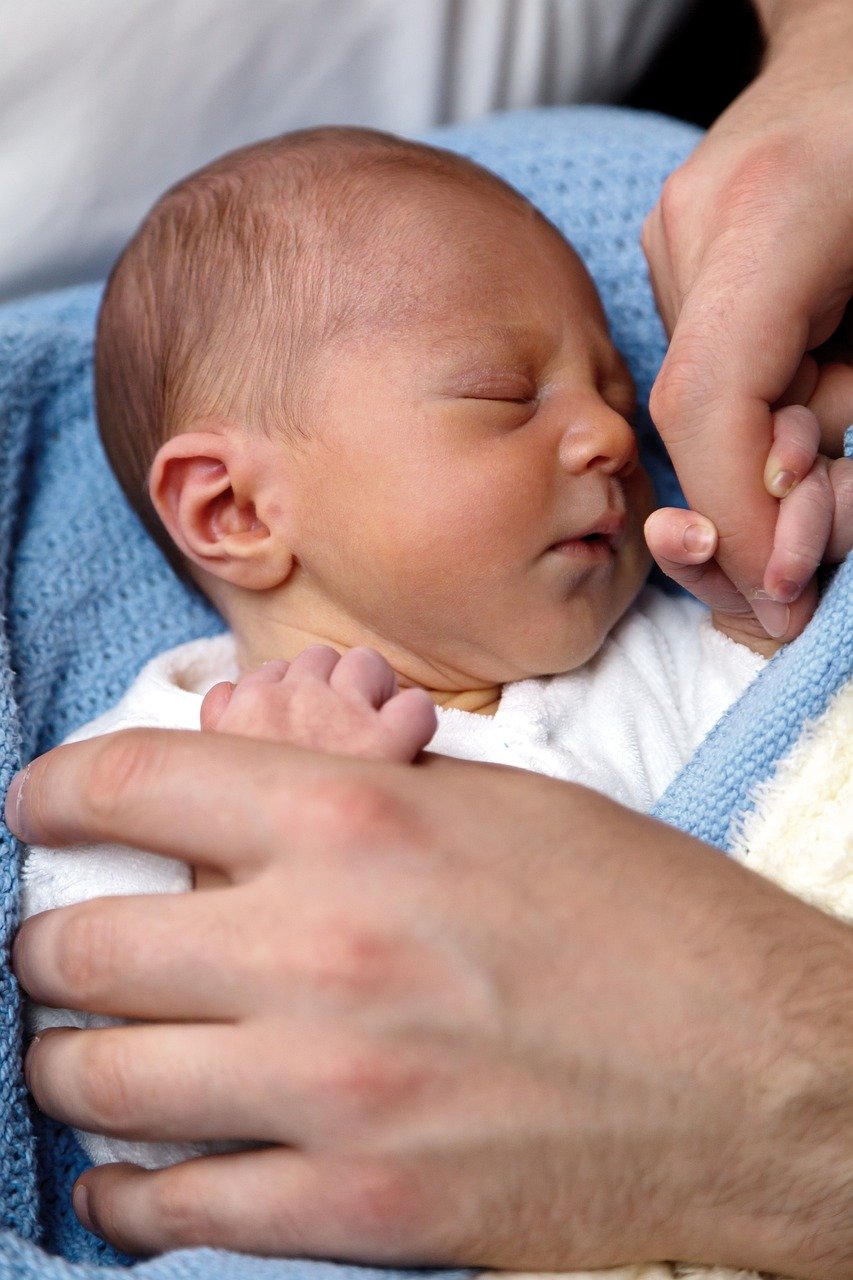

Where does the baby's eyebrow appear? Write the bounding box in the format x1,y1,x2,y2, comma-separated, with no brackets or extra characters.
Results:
423,325,549,378
430,323,542,354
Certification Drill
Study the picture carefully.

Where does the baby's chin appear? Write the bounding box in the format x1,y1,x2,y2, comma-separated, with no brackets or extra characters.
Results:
506,571,651,680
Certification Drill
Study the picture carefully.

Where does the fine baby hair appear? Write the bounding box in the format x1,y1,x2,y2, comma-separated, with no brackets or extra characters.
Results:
94,125,545,578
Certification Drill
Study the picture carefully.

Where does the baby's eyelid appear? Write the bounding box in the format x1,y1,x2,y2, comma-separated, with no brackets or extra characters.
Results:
460,381,537,402
495,392,538,406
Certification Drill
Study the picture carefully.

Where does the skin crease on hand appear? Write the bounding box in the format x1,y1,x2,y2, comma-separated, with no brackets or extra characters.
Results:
643,0,853,644
9,738,853,1276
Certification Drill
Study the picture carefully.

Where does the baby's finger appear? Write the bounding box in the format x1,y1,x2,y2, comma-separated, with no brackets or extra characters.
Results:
379,688,438,760
763,457,834,602
763,405,821,498
644,507,718,566
644,509,751,617
283,645,341,684
241,659,290,685
826,456,853,561
329,646,398,708
199,681,234,731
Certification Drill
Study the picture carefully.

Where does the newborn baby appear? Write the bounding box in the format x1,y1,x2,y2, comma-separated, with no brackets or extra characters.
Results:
22,127,842,1181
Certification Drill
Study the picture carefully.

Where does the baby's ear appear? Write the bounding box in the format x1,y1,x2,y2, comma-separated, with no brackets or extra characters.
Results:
148,430,294,589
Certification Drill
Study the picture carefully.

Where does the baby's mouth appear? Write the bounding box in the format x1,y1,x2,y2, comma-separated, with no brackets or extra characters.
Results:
548,510,626,556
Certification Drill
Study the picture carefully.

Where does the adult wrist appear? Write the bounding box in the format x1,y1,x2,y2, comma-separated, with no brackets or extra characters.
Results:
712,910,853,1278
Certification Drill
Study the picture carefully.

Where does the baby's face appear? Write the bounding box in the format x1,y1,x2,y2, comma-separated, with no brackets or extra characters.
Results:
278,182,655,686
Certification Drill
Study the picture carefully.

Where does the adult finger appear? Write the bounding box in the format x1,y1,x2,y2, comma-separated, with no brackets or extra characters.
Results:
74,1147,435,1262
650,239,841,639
23,1023,303,1145
5,728,344,870
330,646,398,708
763,459,834,603
14,891,256,1021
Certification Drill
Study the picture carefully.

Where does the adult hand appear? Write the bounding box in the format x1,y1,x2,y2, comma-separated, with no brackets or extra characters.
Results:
643,0,853,643
645,404,853,651
9,731,853,1275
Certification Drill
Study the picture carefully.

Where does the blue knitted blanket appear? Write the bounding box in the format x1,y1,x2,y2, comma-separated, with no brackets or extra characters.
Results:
0,106,849,1276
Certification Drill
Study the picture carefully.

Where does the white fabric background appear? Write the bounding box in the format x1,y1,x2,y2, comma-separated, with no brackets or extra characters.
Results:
0,0,694,301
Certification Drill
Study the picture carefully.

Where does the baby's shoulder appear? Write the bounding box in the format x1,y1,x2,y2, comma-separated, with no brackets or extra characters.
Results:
63,632,238,745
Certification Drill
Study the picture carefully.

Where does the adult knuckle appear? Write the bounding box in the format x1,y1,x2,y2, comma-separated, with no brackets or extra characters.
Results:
310,918,396,998
338,1158,428,1250
300,776,411,852
82,729,166,828
724,135,812,217
649,356,719,442
657,170,692,239
319,1044,398,1118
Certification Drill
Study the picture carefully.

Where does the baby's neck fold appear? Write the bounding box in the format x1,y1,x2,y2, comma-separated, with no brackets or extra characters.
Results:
230,611,502,717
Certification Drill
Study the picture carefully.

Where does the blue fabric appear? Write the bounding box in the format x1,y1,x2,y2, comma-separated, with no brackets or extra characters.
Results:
652,541,853,846
0,104,847,1275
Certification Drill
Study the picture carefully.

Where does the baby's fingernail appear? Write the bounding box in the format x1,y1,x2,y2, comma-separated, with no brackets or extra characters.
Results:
750,591,790,639
683,521,715,554
773,579,802,604
767,469,797,498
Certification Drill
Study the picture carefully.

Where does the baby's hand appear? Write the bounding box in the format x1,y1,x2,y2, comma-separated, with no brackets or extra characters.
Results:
200,644,437,763
645,405,853,655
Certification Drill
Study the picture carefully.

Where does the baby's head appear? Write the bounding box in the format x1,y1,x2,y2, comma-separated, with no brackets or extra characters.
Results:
96,126,653,692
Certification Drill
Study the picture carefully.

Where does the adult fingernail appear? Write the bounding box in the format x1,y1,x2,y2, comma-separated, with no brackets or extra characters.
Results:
4,765,32,842
750,591,790,639
767,469,796,498
73,1182,94,1233
683,521,715,554
23,1036,40,1091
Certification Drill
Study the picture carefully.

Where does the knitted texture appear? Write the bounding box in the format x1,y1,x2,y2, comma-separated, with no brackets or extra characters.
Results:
652,548,853,846
1,104,847,1276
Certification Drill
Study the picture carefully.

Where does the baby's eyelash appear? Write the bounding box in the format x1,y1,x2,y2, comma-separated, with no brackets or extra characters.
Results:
484,394,537,406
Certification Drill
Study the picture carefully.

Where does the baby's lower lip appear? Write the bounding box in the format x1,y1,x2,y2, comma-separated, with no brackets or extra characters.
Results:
549,536,614,559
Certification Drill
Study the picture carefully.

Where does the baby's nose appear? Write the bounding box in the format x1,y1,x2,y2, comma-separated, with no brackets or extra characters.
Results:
558,403,638,477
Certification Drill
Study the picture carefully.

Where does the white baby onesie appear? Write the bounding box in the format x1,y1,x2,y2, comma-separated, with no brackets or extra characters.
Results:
22,586,763,1168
